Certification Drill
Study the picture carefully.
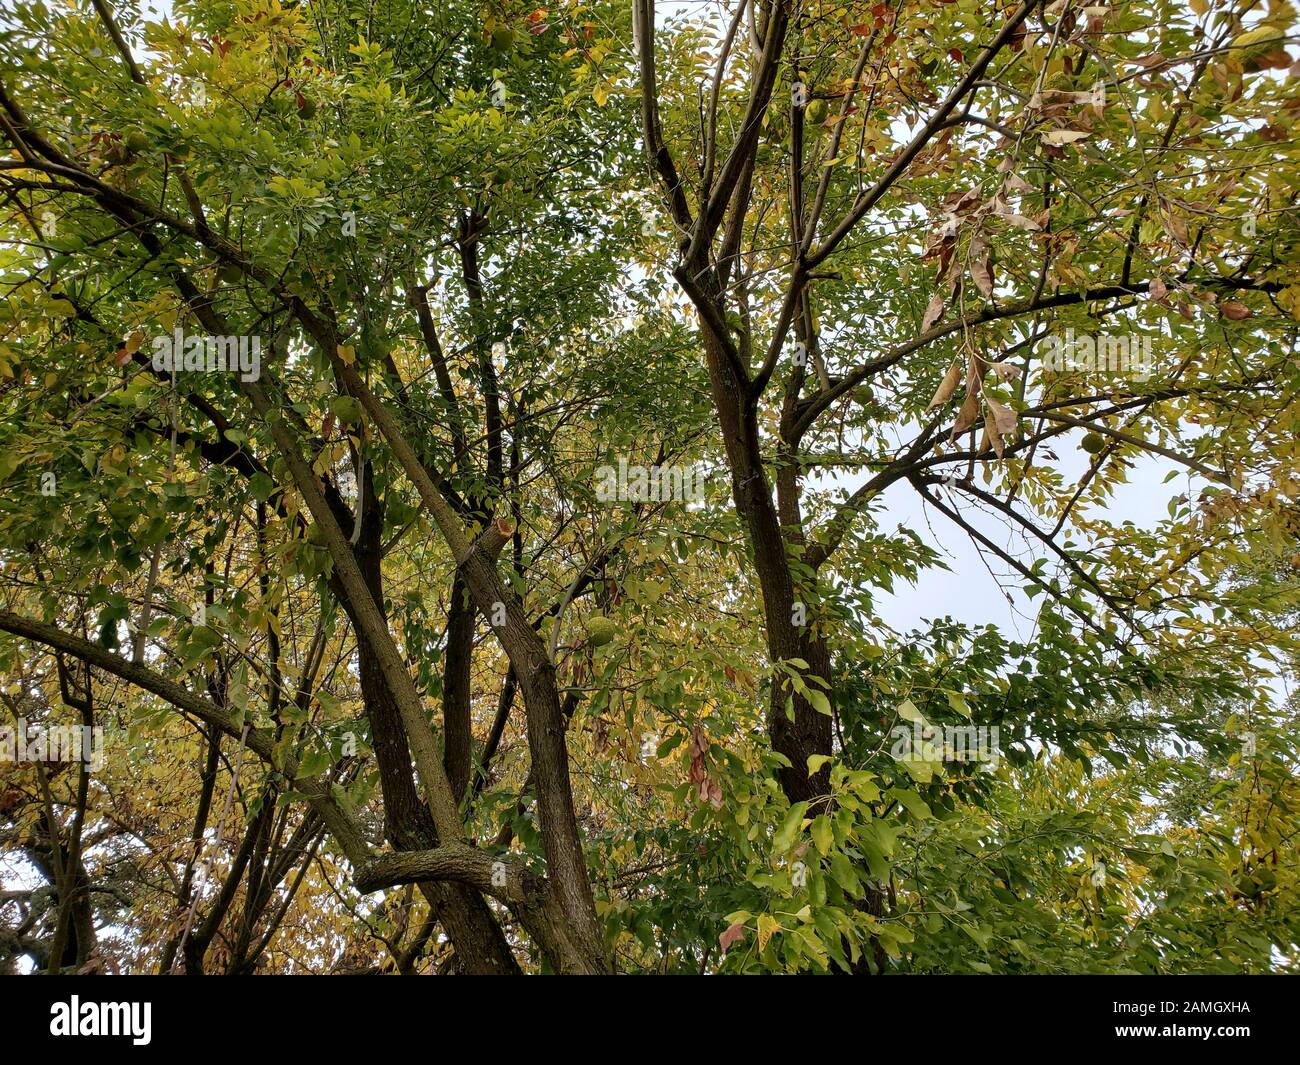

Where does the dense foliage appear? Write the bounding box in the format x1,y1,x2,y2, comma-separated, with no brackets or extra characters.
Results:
0,0,1296,973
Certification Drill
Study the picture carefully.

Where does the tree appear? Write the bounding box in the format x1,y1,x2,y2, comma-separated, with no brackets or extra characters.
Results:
0,0,1296,974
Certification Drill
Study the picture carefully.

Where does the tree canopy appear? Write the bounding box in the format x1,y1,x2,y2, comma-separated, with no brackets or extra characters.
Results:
0,0,1297,974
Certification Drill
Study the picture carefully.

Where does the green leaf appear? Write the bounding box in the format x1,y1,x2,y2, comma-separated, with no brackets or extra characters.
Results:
806,753,831,776
250,471,276,502
773,800,809,853
888,787,932,821
806,688,832,715
811,815,833,856
295,747,332,779
829,852,859,895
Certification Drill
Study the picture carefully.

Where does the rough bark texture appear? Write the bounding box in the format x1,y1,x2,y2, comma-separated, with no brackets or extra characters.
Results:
698,327,833,804
345,505,520,975
442,574,475,804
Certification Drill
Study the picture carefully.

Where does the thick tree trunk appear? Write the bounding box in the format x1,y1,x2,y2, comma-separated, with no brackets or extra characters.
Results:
335,364,610,973
698,327,832,803
343,504,521,975
457,549,610,973
700,325,887,972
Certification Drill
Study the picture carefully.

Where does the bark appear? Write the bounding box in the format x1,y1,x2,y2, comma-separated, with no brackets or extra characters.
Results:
697,325,832,803
442,574,475,803
27,823,96,972
344,497,520,975
337,366,610,973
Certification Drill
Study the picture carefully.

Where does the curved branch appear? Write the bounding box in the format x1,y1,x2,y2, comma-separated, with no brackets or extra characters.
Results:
354,845,544,906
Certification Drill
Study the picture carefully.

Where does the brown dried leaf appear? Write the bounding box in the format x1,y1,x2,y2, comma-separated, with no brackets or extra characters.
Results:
926,360,962,410
947,187,983,213
1040,129,1089,146
988,360,1022,383
1000,211,1041,231
970,238,994,297
114,329,145,367
951,392,981,438
1089,80,1106,116
983,410,1005,458
1162,210,1190,246
921,291,946,332
1002,171,1035,194
1130,52,1169,70
984,393,1018,435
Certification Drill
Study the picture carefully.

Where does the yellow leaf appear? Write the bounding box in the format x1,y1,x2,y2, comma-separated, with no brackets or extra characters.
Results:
1233,26,1282,51
757,913,781,951
337,343,355,365
1276,284,1300,321
1040,129,1089,146
593,83,610,107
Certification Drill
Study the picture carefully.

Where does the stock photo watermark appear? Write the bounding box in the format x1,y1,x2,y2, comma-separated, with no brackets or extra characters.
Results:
595,458,708,503
0,718,105,771
890,721,1001,770
50,997,151,1045
1039,329,1157,380
150,328,262,382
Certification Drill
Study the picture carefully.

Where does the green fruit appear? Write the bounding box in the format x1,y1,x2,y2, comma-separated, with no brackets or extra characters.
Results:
1081,432,1105,454
585,616,616,647
808,101,828,126
217,263,241,283
491,25,515,51
125,130,149,153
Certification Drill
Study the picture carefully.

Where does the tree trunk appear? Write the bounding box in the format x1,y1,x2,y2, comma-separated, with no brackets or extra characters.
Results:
442,574,475,803
343,500,520,975
698,327,832,803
